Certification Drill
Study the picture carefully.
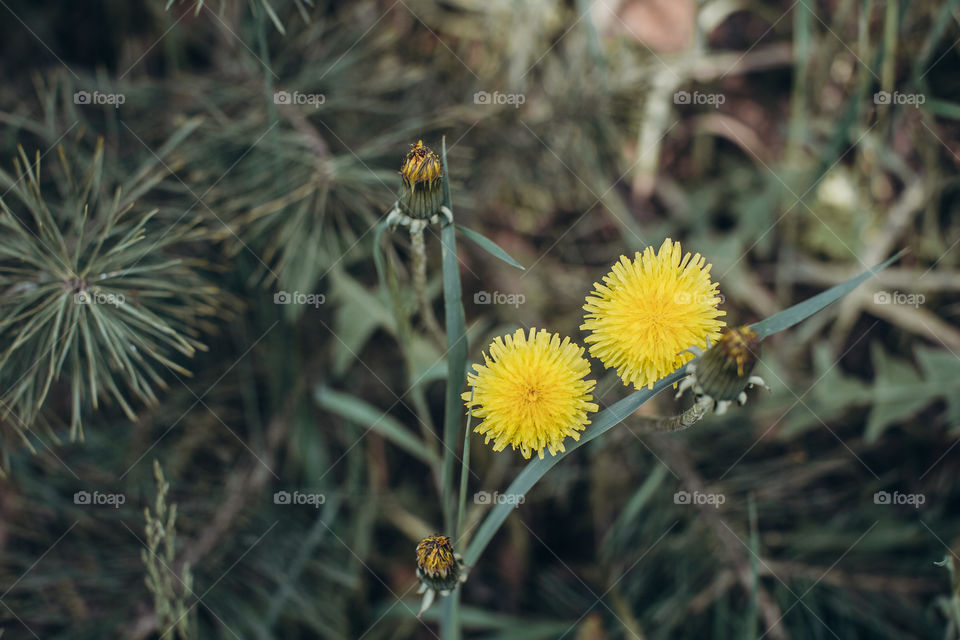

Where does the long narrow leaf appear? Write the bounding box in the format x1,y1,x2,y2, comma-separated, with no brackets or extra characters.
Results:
456,224,524,270
440,138,469,640
440,138,469,534
751,250,905,339
313,386,439,466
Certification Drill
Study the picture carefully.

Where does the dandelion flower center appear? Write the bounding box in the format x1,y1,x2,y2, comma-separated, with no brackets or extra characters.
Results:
463,328,599,460
581,238,726,389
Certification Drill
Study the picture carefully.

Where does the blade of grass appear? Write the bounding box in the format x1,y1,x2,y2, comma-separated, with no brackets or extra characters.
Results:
439,136,468,532
455,388,475,544
752,250,905,339
440,136,468,640
313,386,439,466
923,99,960,120
456,224,524,270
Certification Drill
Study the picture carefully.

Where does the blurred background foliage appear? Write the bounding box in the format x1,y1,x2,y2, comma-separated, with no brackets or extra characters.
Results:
0,0,958,638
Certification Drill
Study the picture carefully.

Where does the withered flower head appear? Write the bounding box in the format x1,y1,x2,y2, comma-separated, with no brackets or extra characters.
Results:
416,535,460,588
398,140,444,220
415,534,467,617
401,140,443,186
694,325,761,402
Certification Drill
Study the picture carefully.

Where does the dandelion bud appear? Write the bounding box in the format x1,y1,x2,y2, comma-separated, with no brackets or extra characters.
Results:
399,140,444,220
415,534,467,617
695,326,761,401
416,535,463,592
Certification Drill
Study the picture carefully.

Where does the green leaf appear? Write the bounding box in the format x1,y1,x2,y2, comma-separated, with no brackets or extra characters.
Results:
329,270,396,377
865,342,932,442
456,224,525,270
923,99,960,120
440,138,470,640
782,342,871,437
463,369,685,566
751,250,906,339
313,386,439,466
915,347,960,432
440,138,470,532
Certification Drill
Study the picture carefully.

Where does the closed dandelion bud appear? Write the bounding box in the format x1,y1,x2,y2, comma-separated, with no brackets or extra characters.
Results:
399,140,444,220
695,326,761,401
416,535,463,592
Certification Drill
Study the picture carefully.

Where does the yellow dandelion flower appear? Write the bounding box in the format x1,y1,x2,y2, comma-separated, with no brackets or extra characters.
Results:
581,238,726,389
463,328,599,460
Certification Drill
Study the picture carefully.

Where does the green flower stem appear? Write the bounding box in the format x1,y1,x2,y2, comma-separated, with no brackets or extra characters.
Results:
410,226,444,343
630,398,712,434
455,389,475,544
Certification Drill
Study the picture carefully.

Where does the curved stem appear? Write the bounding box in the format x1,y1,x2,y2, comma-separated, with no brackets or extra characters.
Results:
629,397,714,434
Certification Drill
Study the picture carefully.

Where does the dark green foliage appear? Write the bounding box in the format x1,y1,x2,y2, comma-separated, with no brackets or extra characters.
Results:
0,0,958,639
